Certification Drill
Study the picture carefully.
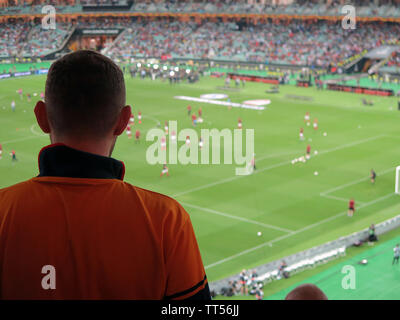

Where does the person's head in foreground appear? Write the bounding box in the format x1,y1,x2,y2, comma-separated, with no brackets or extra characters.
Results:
36,49,129,157
0,50,210,300
285,284,328,300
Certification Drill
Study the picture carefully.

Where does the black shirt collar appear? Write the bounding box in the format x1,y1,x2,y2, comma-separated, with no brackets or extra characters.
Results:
38,144,125,180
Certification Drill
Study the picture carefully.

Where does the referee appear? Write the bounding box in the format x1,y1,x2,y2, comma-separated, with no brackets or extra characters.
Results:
0,50,211,300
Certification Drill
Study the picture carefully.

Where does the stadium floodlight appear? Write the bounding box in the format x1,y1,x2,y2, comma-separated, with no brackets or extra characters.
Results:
396,166,400,194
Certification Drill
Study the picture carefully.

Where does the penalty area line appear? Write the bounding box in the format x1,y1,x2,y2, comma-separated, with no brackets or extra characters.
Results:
173,135,386,198
205,192,396,270
181,201,294,234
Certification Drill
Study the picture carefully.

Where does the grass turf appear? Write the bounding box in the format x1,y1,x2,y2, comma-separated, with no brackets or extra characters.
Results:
266,232,400,300
1,74,400,285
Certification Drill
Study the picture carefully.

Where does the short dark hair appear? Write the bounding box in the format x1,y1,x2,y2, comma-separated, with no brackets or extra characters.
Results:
45,50,126,138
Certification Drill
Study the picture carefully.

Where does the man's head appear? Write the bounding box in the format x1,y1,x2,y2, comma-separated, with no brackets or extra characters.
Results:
285,284,328,300
35,50,131,155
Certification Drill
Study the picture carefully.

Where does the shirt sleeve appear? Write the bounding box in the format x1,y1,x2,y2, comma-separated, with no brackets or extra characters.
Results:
163,205,211,300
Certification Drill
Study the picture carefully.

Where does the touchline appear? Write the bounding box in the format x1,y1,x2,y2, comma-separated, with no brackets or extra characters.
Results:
146,121,255,175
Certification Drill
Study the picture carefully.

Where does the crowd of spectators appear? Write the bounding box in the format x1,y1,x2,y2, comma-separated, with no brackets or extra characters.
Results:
0,22,72,58
106,19,400,68
387,50,400,67
19,23,72,57
2,0,400,16
0,23,30,58
1,18,399,67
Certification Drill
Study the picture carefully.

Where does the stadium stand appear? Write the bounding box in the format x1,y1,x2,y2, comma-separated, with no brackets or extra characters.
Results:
1,18,399,69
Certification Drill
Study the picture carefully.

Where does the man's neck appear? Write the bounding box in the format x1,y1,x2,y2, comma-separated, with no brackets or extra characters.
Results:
50,136,114,158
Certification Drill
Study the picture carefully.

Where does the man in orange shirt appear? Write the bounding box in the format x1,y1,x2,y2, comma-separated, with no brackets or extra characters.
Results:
0,50,210,300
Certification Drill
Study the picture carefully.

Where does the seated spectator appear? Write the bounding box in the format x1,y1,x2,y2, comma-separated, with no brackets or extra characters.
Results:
368,224,378,242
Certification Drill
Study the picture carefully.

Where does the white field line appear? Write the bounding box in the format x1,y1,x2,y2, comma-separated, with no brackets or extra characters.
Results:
255,150,304,162
320,166,396,196
205,192,396,269
320,193,366,205
30,124,47,137
142,114,161,127
173,135,386,198
2,135,46,145
181,201,294,234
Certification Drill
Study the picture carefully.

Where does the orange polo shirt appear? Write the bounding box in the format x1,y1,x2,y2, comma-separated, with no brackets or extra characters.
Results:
0,144,210,300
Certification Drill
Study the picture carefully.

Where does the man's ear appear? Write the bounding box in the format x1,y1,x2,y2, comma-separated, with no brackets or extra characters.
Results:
34,101,51,134
114,105,131,136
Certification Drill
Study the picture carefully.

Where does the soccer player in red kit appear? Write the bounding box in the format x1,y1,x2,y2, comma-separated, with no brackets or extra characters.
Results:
238,118,242,129
138,111,142,124
10,150,17,162
135,129,140,143
306,144,311,159
187,105,192,116
192,114,197,126
130,113,135,125
348,198,355,217
198,108,202,117
126,125,132,139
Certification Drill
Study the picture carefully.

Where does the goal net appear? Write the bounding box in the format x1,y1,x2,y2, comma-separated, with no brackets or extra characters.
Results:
396,166,400,194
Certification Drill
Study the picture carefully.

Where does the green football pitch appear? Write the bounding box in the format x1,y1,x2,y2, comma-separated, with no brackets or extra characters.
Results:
1,74,400,284
266,235,400,300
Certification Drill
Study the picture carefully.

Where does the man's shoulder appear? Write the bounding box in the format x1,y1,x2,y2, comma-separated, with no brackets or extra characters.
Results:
125,183,189,223
0,179,35,198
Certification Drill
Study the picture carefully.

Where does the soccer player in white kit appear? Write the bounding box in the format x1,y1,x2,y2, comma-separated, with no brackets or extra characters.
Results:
238,118,242,129
304,112,310,126
199,137,203,149
164,121,169,135
299,128,304,141
160,164,169,177
170,130,177,143
313,118,318,131
186,135,190,147
161,136,167,151
126,125,132,139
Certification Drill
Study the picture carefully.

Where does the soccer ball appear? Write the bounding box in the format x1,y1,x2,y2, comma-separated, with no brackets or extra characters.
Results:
314,150,318,155
257,231,262,237
323,132,327,136
314,171,319,176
